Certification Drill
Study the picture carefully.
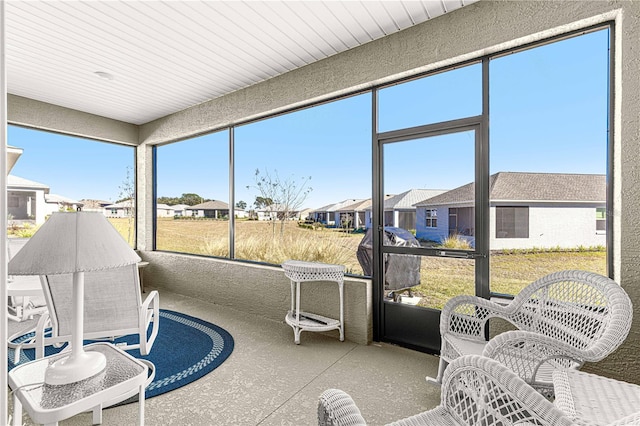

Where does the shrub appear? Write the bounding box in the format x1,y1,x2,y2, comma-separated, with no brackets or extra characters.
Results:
11,223,39,238
438,234,472,250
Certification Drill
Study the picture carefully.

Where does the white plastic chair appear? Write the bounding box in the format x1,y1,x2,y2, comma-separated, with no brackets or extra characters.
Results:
6,238,48,322
31,263,159,359
7,238,49,363
318,354,574,426
432,270,632,396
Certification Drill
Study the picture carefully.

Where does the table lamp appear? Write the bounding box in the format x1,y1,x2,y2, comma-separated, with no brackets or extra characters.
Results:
8,211,141,385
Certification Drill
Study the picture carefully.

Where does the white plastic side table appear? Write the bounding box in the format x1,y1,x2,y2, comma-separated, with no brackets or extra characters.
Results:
282,260,345,344
9,342,149,426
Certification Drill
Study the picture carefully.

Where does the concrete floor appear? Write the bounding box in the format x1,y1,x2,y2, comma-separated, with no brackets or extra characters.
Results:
10,288,442,426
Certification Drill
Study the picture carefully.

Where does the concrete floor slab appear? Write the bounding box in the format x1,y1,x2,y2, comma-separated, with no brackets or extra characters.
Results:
9,288,441,425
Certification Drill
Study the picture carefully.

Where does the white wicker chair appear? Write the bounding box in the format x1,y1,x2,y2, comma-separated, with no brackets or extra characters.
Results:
432,270,632,396
553,368,640,426
318,354,574,426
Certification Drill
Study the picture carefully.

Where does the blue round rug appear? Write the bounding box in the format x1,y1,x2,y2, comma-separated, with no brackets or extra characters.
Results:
8,309,235,401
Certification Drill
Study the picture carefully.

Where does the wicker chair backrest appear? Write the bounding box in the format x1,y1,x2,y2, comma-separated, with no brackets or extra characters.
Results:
441,355,574,426
508,270,632,358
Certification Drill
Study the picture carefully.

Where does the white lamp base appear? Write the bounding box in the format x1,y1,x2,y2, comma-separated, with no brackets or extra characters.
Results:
44,351,107,386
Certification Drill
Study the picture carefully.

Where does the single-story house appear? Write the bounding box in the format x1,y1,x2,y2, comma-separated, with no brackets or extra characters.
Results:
170,204,191,216
365,189,446,230
336,199,372,229
254,203,301,221
79,199,112,213
310,202,338,224
7,150,84,223
7,175,49,224
321,199,366,227
43,194,83,216
414,172,606,250
156,203,175,218
6,145,22,174
296,208,313,221
104,199,134,218
186,200,230,219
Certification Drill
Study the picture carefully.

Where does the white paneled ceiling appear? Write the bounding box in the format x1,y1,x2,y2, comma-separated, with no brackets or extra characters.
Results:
5,1,477,125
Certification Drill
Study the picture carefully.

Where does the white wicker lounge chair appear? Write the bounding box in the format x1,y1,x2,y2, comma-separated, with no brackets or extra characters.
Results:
432,270,632,396
30,263,159,359
318,354,574,426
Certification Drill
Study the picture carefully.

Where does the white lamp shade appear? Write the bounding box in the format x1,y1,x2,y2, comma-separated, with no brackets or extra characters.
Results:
8,211,140,275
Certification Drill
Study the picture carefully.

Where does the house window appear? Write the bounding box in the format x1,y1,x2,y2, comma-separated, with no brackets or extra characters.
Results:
8,196,19,208
495,207,529,238
596,208,606,232
425,209,437,228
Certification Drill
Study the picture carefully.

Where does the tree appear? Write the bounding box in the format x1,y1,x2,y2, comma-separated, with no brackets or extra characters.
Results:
157,193,209,206
253,196,273,210
181,193,205,206
157,196,180,205
235,200,247,210
117,166,135,245
247,168,312,236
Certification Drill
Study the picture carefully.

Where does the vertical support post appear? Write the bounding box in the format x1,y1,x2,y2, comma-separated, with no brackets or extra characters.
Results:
229,127,235,259
1,0,9,420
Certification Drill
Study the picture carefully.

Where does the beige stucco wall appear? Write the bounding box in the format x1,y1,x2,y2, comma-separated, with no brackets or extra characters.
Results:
7,94,139,146
140,251,372,345
7,1,640,384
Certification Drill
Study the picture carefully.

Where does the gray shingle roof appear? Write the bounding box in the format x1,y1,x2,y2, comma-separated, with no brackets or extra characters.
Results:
337,198,372,212
384,189,447,209
327,199,366,212
309,199,366,213
415,172,606,206
187,200,230,210
8,174,49,190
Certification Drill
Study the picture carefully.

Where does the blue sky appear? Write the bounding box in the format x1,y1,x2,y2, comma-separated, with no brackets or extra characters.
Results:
9,29,609,209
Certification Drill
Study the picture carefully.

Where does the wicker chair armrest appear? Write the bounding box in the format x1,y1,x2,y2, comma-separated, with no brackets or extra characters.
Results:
483,330,586,385
440,294,514,337
317,355,574,426
318,389,367,426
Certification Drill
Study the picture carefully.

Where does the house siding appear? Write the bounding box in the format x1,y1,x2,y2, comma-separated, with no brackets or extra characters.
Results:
157,209,174,217
416,206,455,243
416,203,606,250
7,189,47,224
490,203,606,250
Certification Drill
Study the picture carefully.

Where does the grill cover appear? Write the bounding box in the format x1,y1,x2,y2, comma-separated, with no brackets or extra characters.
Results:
357,227,421,291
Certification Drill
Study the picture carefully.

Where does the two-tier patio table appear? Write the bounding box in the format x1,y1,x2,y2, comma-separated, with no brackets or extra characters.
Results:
282,260,345,345
9,342,149,426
